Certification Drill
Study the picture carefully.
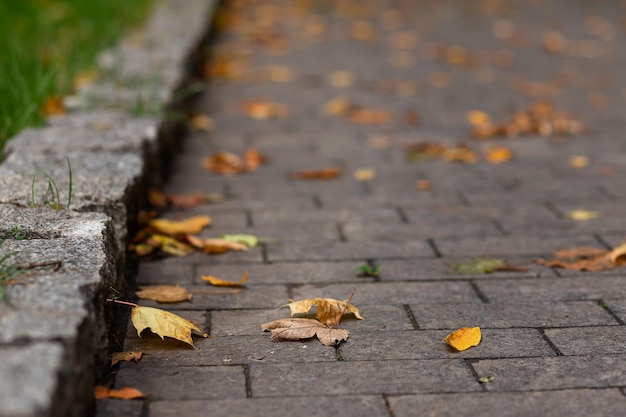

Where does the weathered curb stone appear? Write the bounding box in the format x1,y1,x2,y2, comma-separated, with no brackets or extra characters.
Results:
0,0,217,416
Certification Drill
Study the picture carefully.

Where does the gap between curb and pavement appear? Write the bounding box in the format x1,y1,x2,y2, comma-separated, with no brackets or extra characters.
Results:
0,1,219,416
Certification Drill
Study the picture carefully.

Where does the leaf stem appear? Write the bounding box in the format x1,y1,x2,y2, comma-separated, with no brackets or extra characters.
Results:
106,299,138,308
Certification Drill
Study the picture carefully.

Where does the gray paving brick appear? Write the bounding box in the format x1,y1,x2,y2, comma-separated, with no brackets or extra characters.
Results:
435,235,601,257
95,399,143,417
472,355,626,391
607,300,626,323
477,276,626,302
114,365,246,400
251,208,401,226
389,389,626,417
149,395,390,417
341,328,554,361
409,301,616,329
545,327,626,355
291,282,481,305
266,239,435,262
342,219,501,240
211,304,414,336
135,262,194,285
250,360,481,397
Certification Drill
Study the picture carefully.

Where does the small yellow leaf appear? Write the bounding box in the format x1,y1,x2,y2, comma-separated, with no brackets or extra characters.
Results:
568,210,600,221
188,113,215,131
444,327,482,351
485,146,513,164
131,306,208,348
569,155,589,169
354,168,376,181
202,271,249,287
189,237,249,254
111,351,143,366
204,151,246,175
149,216,211,235
147,234,194,257
135,285,193,303
416,180,432,191
467,110,491,126
323,96,352,116
328,70,355,87
95,386,145,400
609,243,626,264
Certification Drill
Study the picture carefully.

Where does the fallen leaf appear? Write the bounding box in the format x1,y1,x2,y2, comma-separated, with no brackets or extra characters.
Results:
94,386,145,400
328,70,355,87
568,210,600,221
240,99,288,119
347,108,393,124
265,65,294,83
262,318,349,346
404,110,420,126
201,271,249,287
168,192,222,208
188,113,215,131
220,234,258,248
608,243,626,264
366,135,392,149
186,236,249,254
149,216,211,235
131,305,208,348
292,167,343,180
323,96,352,116
569,155,589,169
537,245,624,272
204,151,246,175
282,297,363,327
451,258,506,274
485,146,514,164
111,351,143,366
416,180,432,190
147,234,194,257
405,142,447,161
467,110,491,126
478,375,495,383
244,148,269,171
444,327,482,351
41,96,66,117
135,285,193,303
148,188,169,208
442,145,478,164
354,168,376,181
350,20,375,42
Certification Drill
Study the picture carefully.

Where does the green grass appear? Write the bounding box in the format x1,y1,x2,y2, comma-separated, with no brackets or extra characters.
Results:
0,0,154,156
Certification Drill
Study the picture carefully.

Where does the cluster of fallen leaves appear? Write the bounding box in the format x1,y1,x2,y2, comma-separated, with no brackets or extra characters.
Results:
405,141,514,165
204,148,269,175
538,241,626,271
262,295,363,346
468,101,584,140
323,96,394,125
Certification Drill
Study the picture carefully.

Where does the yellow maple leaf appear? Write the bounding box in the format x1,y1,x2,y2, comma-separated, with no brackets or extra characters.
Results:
135,285,192,303
131,306,208,348
202,271,249,287
444,327,482,351
262,318,349,346
282,297,364,327
149,216,211,235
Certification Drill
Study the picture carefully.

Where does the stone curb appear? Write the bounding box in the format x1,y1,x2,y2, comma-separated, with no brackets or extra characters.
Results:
0,1,217,416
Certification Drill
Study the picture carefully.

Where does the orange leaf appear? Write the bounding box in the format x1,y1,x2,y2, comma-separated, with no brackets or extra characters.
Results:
149,216,211,235
485,146,513,164
292,167,343,180
416,180,432,190
188,113,215,131
111,351,143,366
201,271,249,287
41,96,66,117
94,386,145,400
204,151,246,175
240,99,288,119
444,327,482,351
347,108,393,124
244,148,269,171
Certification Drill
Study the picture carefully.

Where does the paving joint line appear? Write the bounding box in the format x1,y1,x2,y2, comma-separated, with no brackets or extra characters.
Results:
537,328,564,356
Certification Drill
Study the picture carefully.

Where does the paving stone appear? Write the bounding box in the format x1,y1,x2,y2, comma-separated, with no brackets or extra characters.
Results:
153,248,265,265
249,360,481,397
544,327,626,355
340,328,554,361
114,365,246,400
607,300,626,323
210,304,414,336
409,301,616,329
389,389,626,417
0,342,64,417
135,262,195,285
266,239,435,262
435,235,601,257
476,276,626,302
94,399,144,417
291,282,481,305
472,355,626,391
342,219,501,240
251,208,401,226
134,283,288,310
149,395,390,417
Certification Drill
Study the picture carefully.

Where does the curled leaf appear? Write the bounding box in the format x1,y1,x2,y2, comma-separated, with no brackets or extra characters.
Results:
149,216,211,236
262,318,349,346
204,151,246,175
111,351,143,366
282,297,363,327
187,236,249,254
292,167,343,180
135,285,192,303
202,271,249,287
131,306,208,348
444,327,482,351
220,234,258,248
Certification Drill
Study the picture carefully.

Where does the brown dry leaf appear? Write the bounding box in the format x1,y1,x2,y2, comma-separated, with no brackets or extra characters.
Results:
262,318,349,346
188,113,215,131
41,96,66,117
354,169,376,181
404,110,420,126
350,20,375,42
537,245,626,272
348,108,393,124
186,236,249,254
282,297,364,327
131,305,208,348
111,351,143,366
201,271,249,287
148,188,169,208
244,148,269,171
292,167,343,180
94,386,145,400
204,151,246,175
405,142,447,161
485,146,514,164
137,234,194,257
135,285,193,303
442,145,478,164
149,216,211,236
323,96,352,116
416,180,432,191
444,327,482,351
240,99,288,120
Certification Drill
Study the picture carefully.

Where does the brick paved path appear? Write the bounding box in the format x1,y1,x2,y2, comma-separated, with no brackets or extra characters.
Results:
104,0,626,415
